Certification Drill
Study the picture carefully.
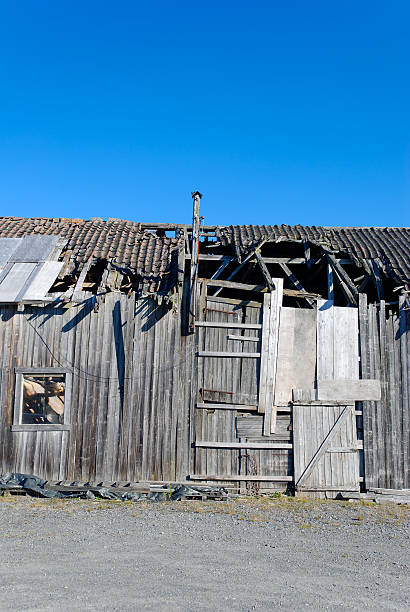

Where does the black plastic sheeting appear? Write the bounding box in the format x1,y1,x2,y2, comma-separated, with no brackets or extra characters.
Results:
0,473,227,502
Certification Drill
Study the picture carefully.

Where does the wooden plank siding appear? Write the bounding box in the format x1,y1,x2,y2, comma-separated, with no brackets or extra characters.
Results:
0,287,408,493
0,293,194,483
359,295,409,490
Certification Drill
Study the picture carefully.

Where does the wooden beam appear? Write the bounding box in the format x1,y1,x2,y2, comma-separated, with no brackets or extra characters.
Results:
358,276,370,292
188,475,293,482
212,238,268,297
71,261,92,302
327,263,334,302
371,260,384,301
303,240,312,269
187,254,353,264
189,191,202,333
211,257,231,280
197,351,260,358
202,278,265,292
325,251,358,305
201,278,320,299
254,249,274,290
195,321,262,329
193,441,292,449
196,402,258,411
227,334,259,342
279,263,314,307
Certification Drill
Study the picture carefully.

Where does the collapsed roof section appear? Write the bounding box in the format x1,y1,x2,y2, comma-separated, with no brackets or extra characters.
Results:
0,217,180,299
0,215,408,306
215,225,410,286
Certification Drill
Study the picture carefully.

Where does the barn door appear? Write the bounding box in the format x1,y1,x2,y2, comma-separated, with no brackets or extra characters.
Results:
189,279,291,487
293,402,360,497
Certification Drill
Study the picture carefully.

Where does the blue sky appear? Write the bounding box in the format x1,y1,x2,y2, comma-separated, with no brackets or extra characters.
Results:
0,2,409,227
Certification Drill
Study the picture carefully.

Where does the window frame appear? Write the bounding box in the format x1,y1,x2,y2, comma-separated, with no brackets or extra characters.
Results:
11,367,72,432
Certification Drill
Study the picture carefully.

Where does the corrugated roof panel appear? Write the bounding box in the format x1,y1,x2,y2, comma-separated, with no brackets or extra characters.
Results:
22,261,64,301
10,235,60,263
0,263,37,302
0,238,22,268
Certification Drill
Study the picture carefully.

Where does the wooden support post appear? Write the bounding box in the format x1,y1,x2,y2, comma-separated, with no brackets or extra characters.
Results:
258,281,283,437
176,228,186,300
189,191,202,333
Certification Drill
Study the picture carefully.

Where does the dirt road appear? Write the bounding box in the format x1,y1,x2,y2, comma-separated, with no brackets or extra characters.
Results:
0,495,408,611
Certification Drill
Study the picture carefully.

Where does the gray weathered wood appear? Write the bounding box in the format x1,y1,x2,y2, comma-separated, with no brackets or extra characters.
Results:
258,282,283,419
188,474,293,481
198,351,260,358
275,308,317,405
317,300,359,381
196,402,258,411
317,379,381,401
293,403,359,496
195,321,262,329
227,334,259,342
194,441,292,449
189,191,202,333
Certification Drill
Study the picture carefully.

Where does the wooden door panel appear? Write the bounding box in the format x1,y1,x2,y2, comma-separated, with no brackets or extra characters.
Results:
293,402,360,497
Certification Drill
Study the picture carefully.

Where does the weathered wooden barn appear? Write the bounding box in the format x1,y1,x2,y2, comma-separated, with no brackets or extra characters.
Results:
0,193,408,497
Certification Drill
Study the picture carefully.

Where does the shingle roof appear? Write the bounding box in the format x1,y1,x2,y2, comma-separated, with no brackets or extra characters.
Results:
0,217,180,296
215,225,410,284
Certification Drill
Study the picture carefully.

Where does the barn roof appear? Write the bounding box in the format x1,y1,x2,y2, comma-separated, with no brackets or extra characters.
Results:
0,217,408,298
0,217,180,296
215,225,410,284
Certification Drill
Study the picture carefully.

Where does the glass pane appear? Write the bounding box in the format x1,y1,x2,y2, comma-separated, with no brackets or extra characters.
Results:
21,374,65,425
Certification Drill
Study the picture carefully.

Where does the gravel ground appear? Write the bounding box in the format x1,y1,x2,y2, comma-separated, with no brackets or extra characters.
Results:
0,494,408,612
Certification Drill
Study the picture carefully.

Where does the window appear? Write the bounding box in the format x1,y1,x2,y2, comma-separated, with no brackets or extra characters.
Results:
12,368,71,431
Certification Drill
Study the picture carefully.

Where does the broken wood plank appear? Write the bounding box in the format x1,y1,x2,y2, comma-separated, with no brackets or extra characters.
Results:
196,402,258,411
227,334,259,342
202,278,265,292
